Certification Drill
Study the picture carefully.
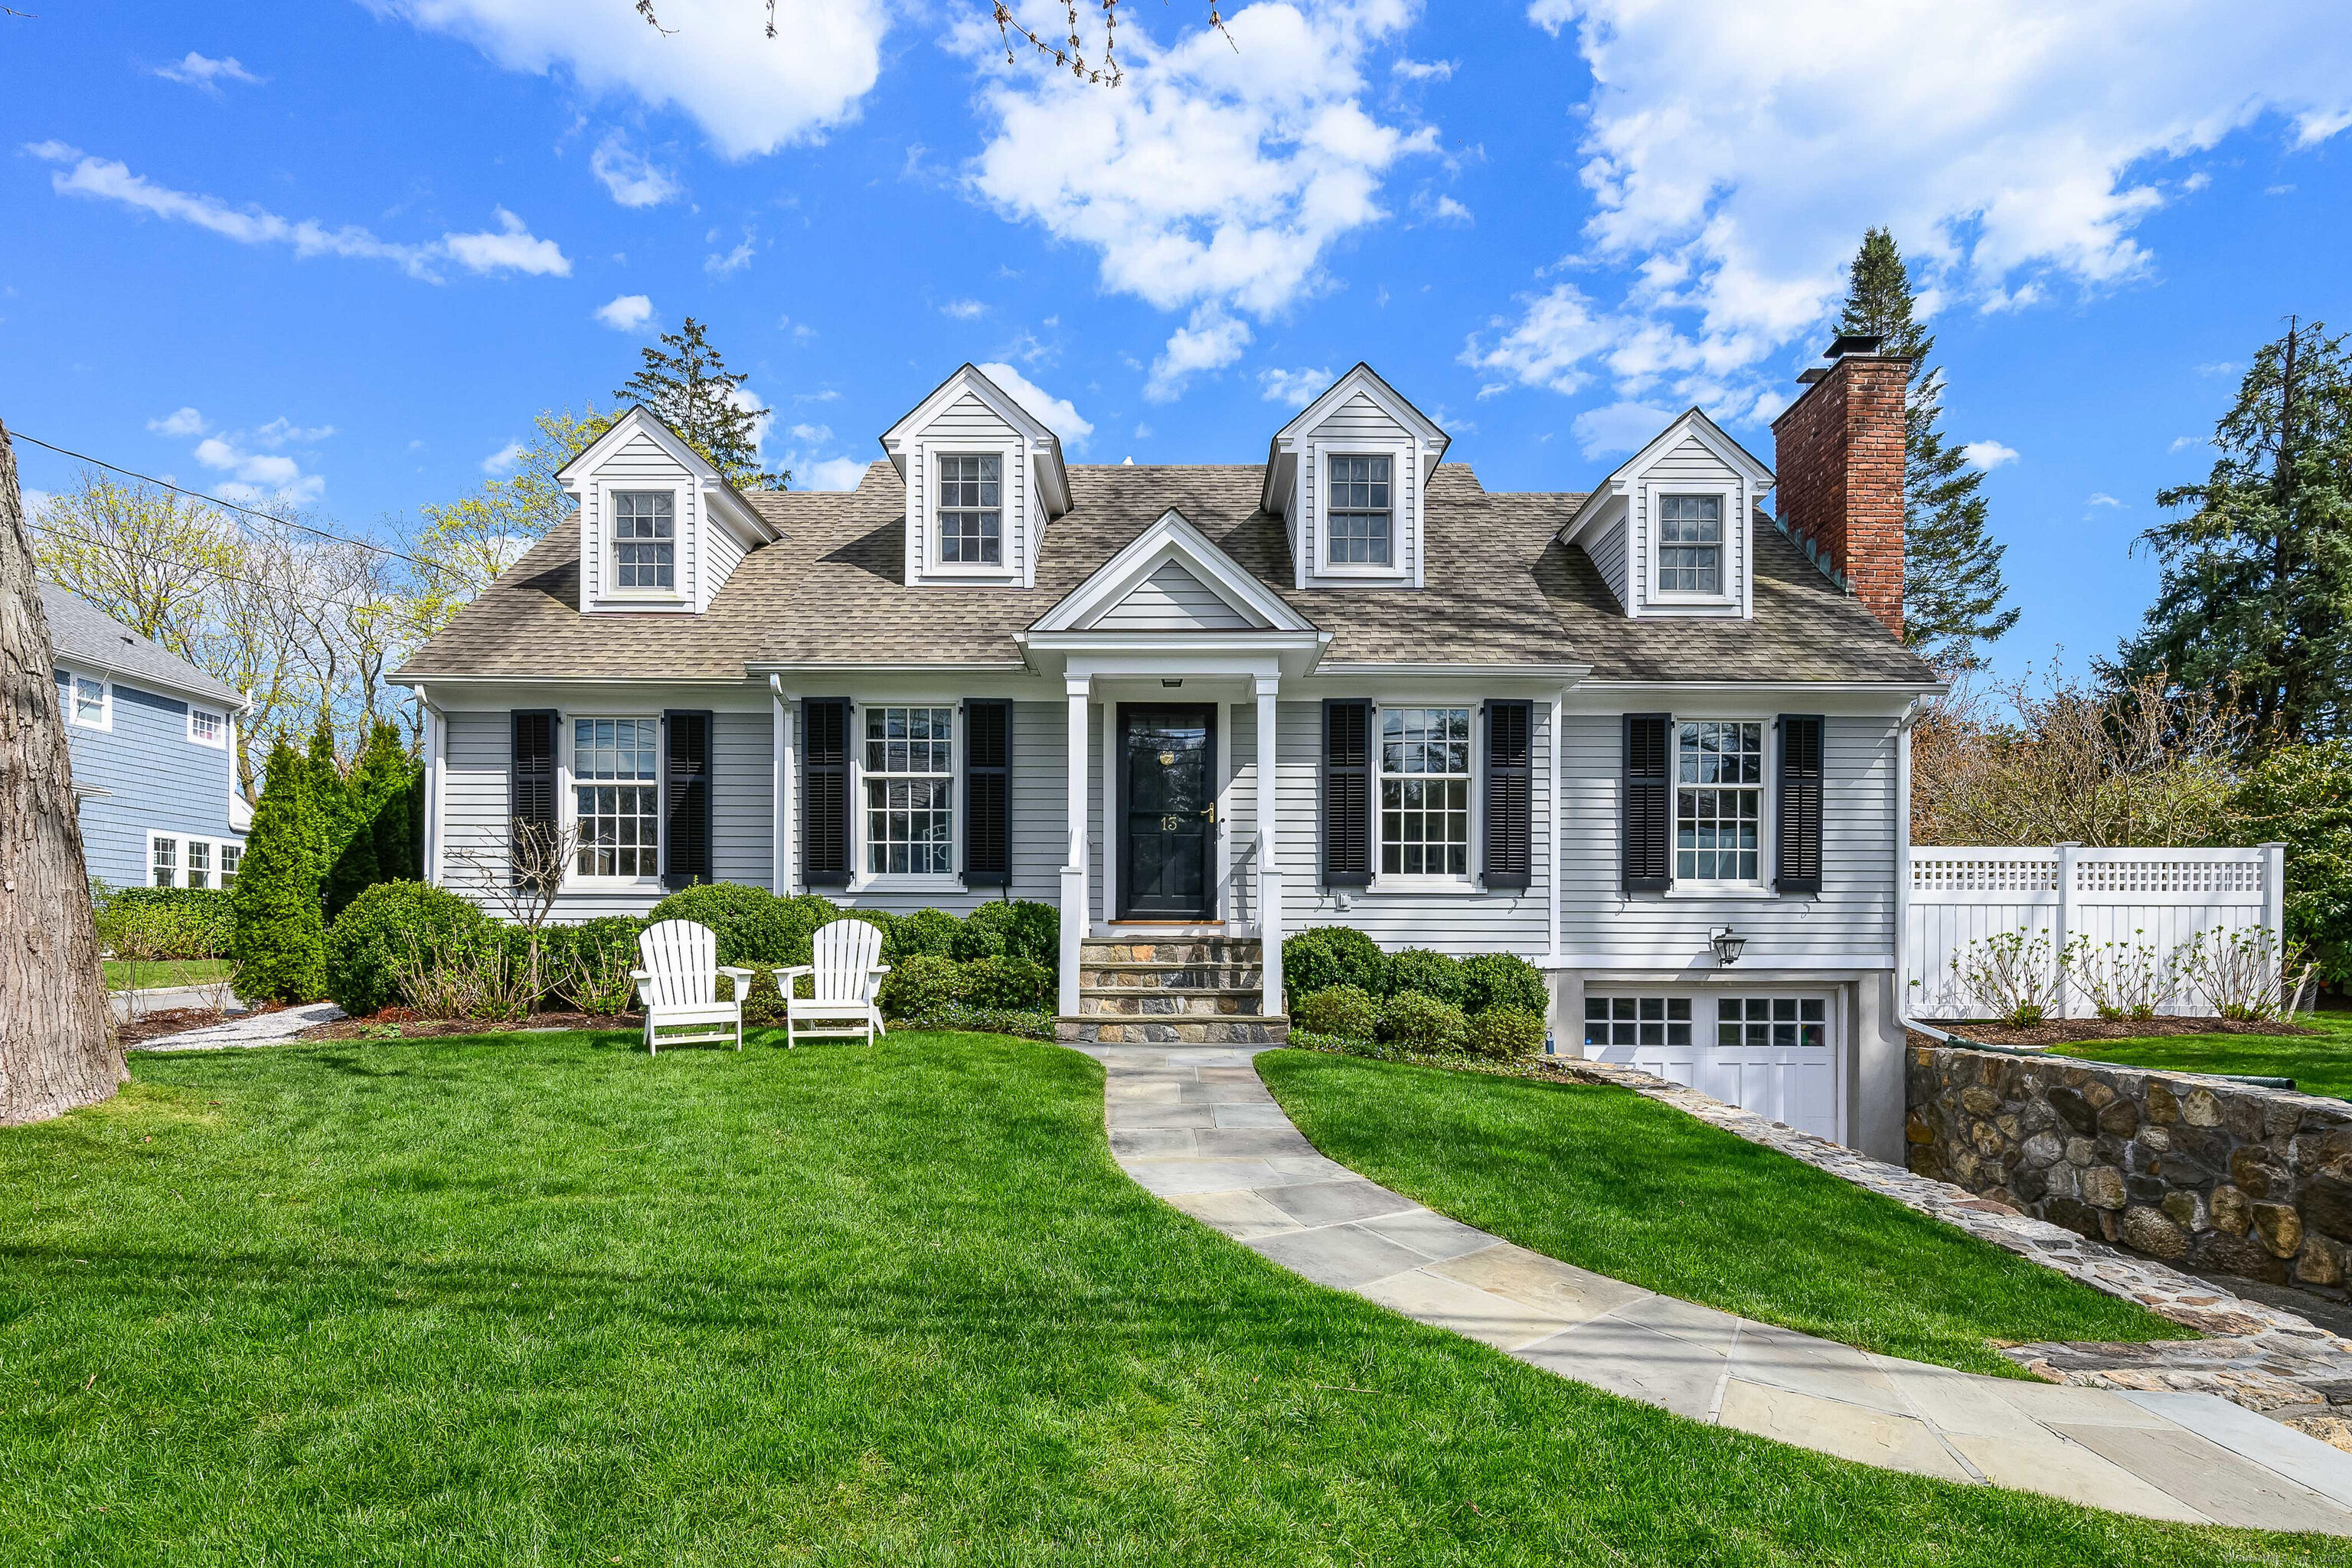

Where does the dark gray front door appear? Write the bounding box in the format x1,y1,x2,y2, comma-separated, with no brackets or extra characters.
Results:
1119,704,1217,920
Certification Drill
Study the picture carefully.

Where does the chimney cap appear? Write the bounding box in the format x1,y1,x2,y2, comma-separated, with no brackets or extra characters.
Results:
1796,367,1829,385
1826,332,1885,358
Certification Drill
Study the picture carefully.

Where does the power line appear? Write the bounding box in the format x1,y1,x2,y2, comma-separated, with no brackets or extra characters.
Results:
7,426,471,581
30,517,450,624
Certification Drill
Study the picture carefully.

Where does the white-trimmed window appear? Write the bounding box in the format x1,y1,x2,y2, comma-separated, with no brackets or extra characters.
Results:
1327,455,1393,567
1379,706,1471,879
1657,494,1723,593
864,705,955,876
189,707,225,747
1719,997,1827,1048
146,831,243,889
936,455,1004,566
67,672,109,730
151,835,178,888
220,842,242,887
1675,720,1764,883
1585,996,1691,1050
186,839,213,889
610,491,678,593
573,717,660,880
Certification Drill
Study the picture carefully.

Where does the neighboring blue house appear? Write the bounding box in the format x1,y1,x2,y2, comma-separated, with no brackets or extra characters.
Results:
44,581,251,892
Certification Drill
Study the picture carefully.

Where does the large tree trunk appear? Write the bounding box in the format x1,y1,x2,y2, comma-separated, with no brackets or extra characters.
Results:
0,419,123,1123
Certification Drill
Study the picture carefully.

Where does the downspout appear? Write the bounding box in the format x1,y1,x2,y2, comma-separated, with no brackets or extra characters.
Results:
1891,697,1925,1032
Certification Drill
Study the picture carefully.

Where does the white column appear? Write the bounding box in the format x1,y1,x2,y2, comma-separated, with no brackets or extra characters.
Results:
770,679,795,894
1547,688,1564,962
2263,840,2288,962
2053,840,2081,1020
1060,677,1091,1018
1255,675,1283,1019
424,700,446,886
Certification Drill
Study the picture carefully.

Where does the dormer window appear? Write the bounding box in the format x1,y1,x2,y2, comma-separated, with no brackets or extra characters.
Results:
938,455,1003,566
1328,456,1393,567
612,492,677,593
1658,494,1723,594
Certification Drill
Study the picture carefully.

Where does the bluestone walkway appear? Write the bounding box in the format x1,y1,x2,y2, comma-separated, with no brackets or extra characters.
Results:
1078,1042,2352,1535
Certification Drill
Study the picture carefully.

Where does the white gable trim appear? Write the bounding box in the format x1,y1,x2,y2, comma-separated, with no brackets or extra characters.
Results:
1565,407,1772,545
1030,508,1317,634
556,406,777,544
880,364,1070,517
1263,362,1450,514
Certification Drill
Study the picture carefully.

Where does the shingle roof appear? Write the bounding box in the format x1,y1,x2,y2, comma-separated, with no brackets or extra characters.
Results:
395,462,1937,686
40,582,243,706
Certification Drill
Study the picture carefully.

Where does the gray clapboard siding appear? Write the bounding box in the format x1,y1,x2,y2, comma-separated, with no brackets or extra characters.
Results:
57,674,239,889
1298,392,1419,588
908,391,1028,585
1632,434,1746,612
711,710,773,886
1098,561,1251,629
1586,514,1631,609
584,431,699,609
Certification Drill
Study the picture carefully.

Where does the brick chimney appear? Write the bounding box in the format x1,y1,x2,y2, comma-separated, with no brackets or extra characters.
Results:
1770,334,1909,639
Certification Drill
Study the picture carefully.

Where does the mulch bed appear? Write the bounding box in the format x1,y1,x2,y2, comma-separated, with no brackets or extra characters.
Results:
298,1008,645,1040
1915,1015,2318,1047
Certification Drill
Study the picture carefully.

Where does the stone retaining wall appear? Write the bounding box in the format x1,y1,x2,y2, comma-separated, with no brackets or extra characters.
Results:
1907,1044,2352,1298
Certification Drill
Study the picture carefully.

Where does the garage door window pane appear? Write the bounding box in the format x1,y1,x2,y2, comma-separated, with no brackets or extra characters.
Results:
1719,996,1827,1049
1585,995,1690,1049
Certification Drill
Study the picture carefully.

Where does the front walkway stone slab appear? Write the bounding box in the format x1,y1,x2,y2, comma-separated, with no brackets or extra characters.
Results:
1074,1040,2352,1534
132,1002,343,1051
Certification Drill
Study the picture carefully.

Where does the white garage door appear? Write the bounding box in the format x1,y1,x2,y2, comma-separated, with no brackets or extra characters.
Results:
1583,994,1844,1142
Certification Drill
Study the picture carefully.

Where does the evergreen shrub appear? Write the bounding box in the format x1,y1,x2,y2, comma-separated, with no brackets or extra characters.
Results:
325,880,492,1017
1387,947,1465,1004
1380,990,1468,1053
960,955,1053,1011
1294,985,1381,1041
234,739,326,1004
877,954,963,1017
1467,1006,1547,1060
1283,926,1390,1001
1461,952,1549,1017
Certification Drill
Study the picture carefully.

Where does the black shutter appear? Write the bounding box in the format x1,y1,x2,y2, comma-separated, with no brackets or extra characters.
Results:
802,697,851,887
509,709,558,888
1321,699,1372,887
964,698,1012,890
1483,700,1534,891
662,709,713,891
1776,714,1824,894
1622,712,1672,893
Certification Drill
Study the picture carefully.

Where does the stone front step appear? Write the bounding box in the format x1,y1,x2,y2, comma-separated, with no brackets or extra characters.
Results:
1079,986,1266,1018
1081,938,1263,966
1055,1014,1289,1045
1080,963,1264,991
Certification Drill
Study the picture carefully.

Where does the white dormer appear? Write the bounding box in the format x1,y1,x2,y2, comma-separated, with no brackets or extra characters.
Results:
880,364,1072,589
1562,408,1774,619
557,406,779,616
1260,364,1450,590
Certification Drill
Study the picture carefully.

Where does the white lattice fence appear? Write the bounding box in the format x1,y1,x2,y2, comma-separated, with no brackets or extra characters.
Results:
1904,844,2285,1019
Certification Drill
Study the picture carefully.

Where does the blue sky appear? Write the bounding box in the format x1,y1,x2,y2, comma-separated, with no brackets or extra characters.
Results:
5,0,2350,681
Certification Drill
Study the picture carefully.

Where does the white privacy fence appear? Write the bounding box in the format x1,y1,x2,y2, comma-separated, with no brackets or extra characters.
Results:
1905,844,2286,1019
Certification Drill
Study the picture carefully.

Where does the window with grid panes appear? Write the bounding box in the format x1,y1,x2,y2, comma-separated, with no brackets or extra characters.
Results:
1379,706,1471,877
187,839,212,890
1719,997,1826,1048
151,836,178,887
1584,996,1691,1050
73,675,106,726
937,455,1003,565
1327,455,1393,565
220,843,242,887
573,718,660,878
865,706,954,875
611,492,676,590
1676,720,1763,881
1657,494,1723,593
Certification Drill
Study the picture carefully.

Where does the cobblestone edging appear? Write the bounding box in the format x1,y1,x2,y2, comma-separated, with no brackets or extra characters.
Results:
1549,1054,2352,1442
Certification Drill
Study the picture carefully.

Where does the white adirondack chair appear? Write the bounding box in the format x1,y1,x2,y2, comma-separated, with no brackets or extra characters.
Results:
631,919,755,1054
776,919,890,1047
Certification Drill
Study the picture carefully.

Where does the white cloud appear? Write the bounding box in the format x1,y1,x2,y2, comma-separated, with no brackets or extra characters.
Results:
939,298,986,321
802,456,869,491
2088,492,2124,507
596,292,655,330
976,361,1095,452
1146,305,1253,401
376,0,887,159
250,417,335,447
1481,0,2352,418
1962,439,2020,470
1416,191,1472,224
146,406,205,437
970,0,1434,396
789,423,832,443
29,143,570,280
1570,400,1675,458
1465,282,1619,396
1259,365,1334,406
705,231,756,275
1391,57,1454,81
153,52,263,88
2169,434,2207,453
191,423,327,505
482,440,526,475
590,131,681,207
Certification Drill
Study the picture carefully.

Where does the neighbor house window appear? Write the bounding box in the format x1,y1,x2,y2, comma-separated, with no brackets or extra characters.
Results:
1379,706,1470,877
186,839,212,890
1720,997,1826,1049
937,455,1002,565
220,843,242,887
864,706,954,875
1585,996,1691,1050
152,836,178,888
611,491,677,592
70,674,107,728
1657,494,1723,593
1676,720,1763,882
1328,455,1393,566
573,718,660,878
189,707,225,746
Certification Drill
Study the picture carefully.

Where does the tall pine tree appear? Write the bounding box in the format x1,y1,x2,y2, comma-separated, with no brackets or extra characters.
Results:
613,318,786,490
1836,228,2019,670
2108,319,2352,744
233,739,325,1004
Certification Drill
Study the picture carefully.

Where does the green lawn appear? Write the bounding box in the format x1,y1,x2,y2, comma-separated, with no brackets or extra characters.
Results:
1257,1050,2180,1380
2,1032,2341,1566
102,957,234,993
2044,1012,2352,1099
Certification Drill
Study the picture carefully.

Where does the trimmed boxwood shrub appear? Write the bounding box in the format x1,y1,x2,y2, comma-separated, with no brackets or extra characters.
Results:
98,886,235,961
960,955,1053,1011
877,953,962,1018
1380,989,1468,1053
1387,947,1464,1005
538,916,645,1009
1283,926,1389,1001
325,880,492,1017
890,907,959,959
776,894,844,964
1462,952,1548,1016
1004,900,1059,966
1294,985,1381,1041
952,901,1012,961
645,883,797,965
1467,1005,1547,1060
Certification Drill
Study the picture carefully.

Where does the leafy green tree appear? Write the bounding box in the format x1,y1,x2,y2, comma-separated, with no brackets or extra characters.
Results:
407,404,616,636
614,317,786,490
2109,319,2352,744
233,739,325,1003
1836,228,2019,670
326,720,420,918
2236,740,2352,982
